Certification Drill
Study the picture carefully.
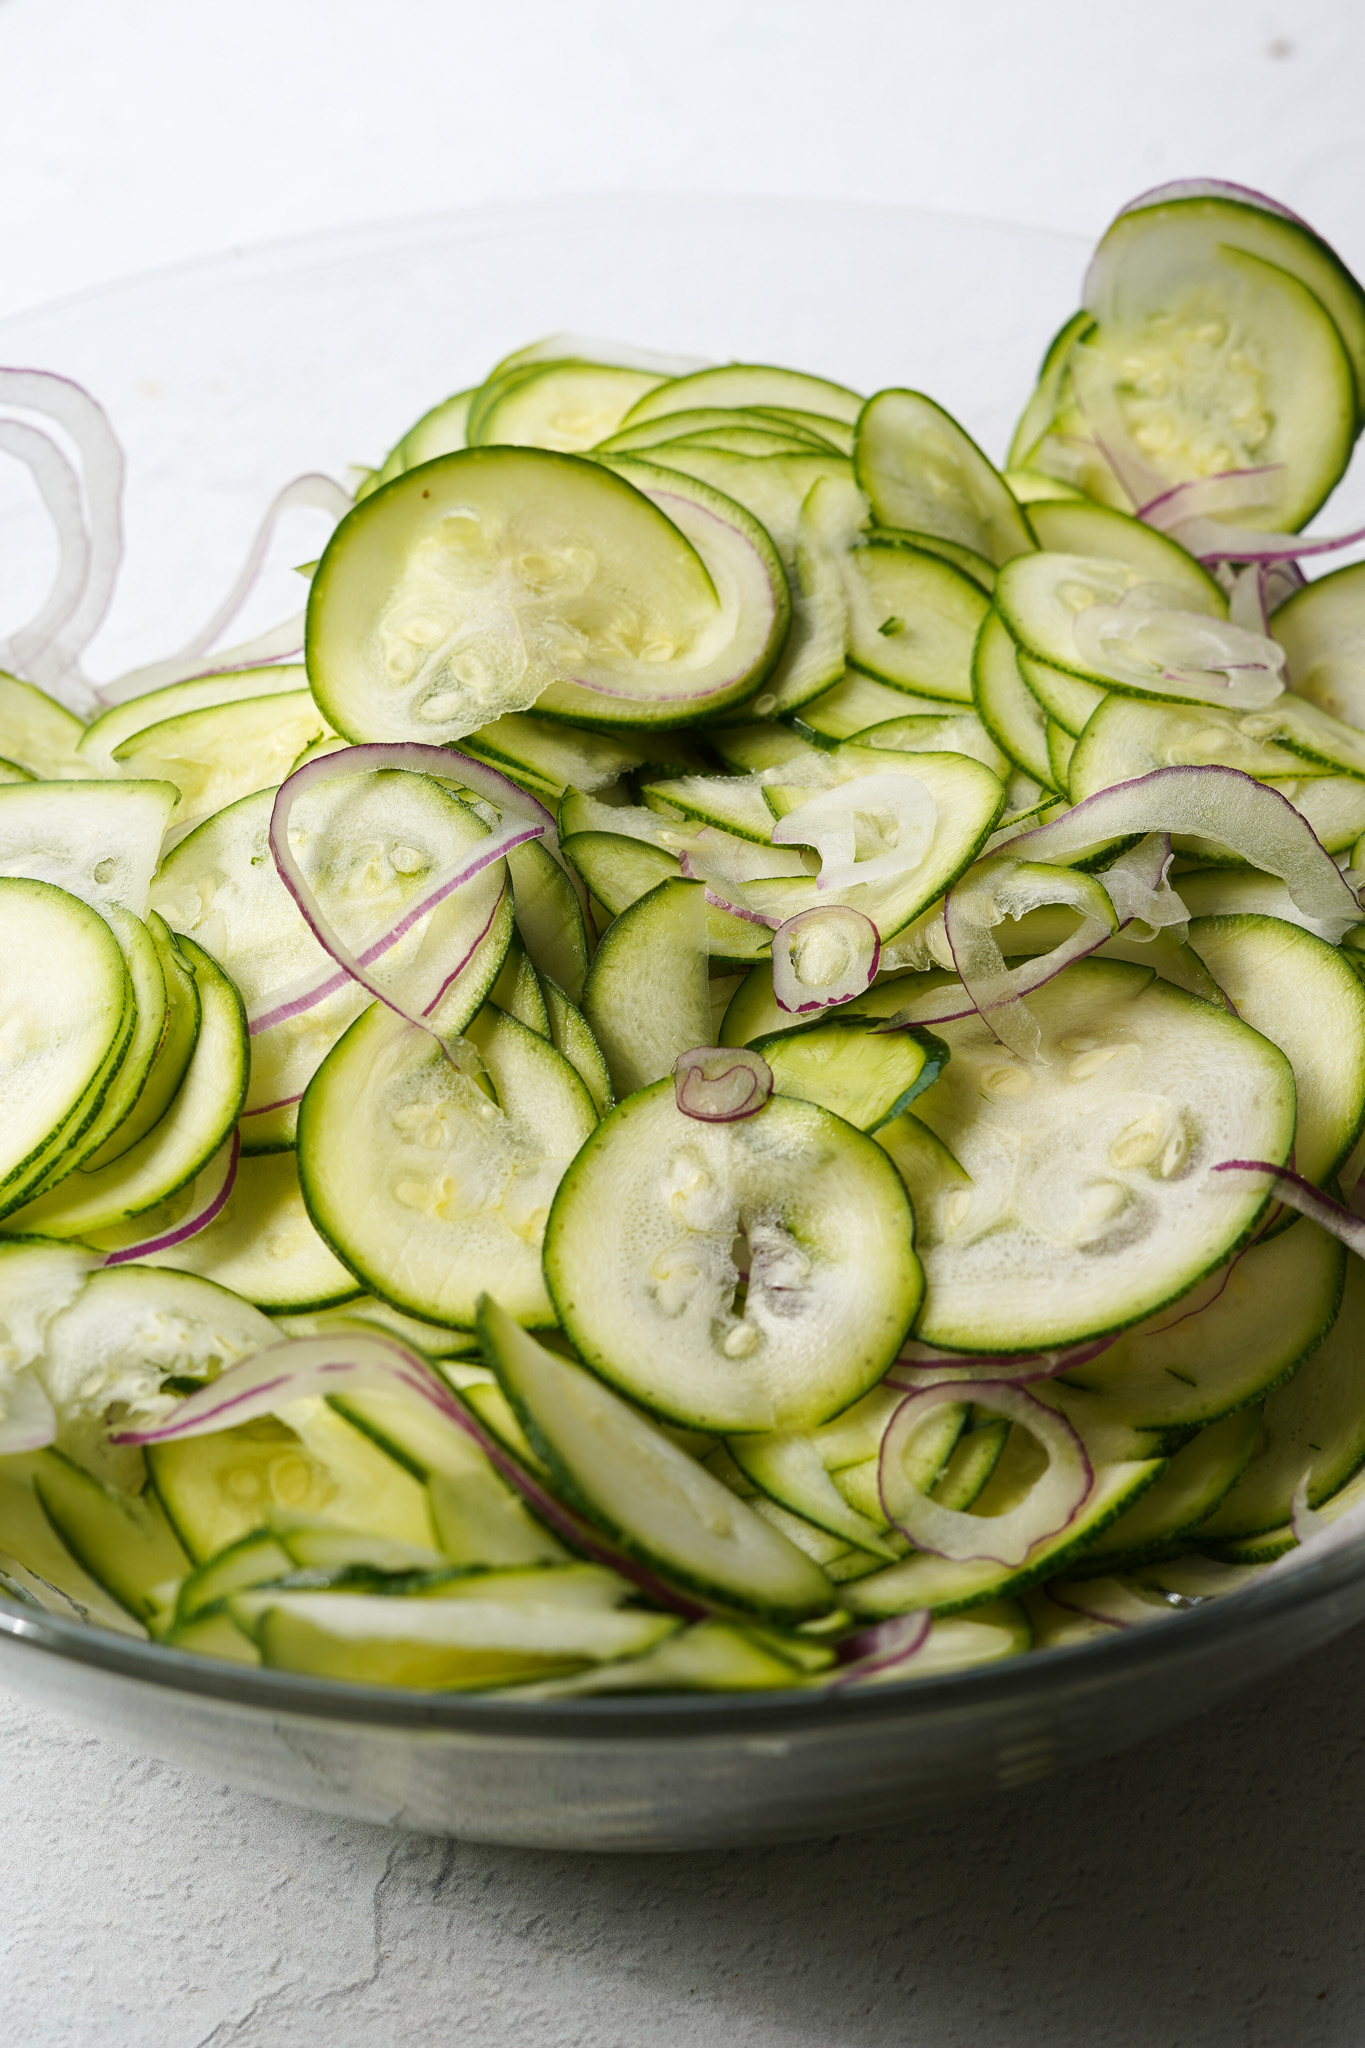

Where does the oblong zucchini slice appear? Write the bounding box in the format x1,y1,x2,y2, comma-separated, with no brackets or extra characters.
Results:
308,447,782,742
854,388,1036,566
907,956,1297,1352
480,1298,834,1621
0,878,133,1217
299,1000,597,1329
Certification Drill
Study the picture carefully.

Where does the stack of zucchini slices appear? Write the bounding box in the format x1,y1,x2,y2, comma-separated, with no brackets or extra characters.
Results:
4,180,1365,1693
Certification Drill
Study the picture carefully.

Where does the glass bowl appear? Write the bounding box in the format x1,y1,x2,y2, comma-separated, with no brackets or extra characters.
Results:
1,194,1362,1853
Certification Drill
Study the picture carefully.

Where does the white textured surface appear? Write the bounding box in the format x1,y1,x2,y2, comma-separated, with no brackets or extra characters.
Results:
5,1624,1365,2046
4,4,1365,2041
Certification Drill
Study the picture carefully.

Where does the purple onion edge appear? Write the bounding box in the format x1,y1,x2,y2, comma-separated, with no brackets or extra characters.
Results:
877,1378,1094,1568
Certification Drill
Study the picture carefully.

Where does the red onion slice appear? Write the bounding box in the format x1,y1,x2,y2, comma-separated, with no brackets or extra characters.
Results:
111,1331,704,1617
97,612,309,707
674,1046,773,1122
1107,178,1311,229
102,1131,240,1266
266,744,547,1051
771,904,880,1013
771,772,937,893
247,865,508,1039
879,1380,1092,1566
0,420,91,691
887,1333,1117,1387
882,835,1186,1046
1164,514,1365,569
111,1330,485,1445
824,1611,931,1688
1212,1159,1365,1256
997,766,1361,942
101,474,352,704
1262,561,1307,615
676,825,806,930
1066,341,1321,566
1138,466,1286,535
0,367,125,698
238,1089,304,1121
943,856,1118,1059
1205,563,1303,652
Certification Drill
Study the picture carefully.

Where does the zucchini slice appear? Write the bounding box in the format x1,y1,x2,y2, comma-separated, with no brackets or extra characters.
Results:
543,1077,921,1432
854,388,1035,566
908,957,1297,1352
309,448,784,741
299,1001,597,1329
479,1298,835,1621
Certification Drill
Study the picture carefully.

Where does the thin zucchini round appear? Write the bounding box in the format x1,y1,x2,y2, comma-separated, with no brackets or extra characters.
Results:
543,1078,922,1433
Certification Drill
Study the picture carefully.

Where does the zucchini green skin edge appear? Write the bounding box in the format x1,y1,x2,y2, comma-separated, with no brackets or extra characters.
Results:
542,1078,923,1435
477,1299,835,1623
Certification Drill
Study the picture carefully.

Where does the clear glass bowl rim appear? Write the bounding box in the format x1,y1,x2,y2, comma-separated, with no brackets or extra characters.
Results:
5,1494,1364,1739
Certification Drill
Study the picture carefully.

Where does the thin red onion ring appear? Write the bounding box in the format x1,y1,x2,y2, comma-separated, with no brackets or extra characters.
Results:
879,1380,1092,1566
266,745,546,1050
100,474,353,704
1173,517,1365,568
247,873,509,1040
0,419,91,687
886,1333,1117,1387
943,857,1118,1059
771,904,879,1013
878,832,1189,1043
1138,465,1285,532
0,367,124,692
97,612,310,707
673,1046,773,1122
102,1131,240,1266
238,1090,304,1120
996,766,1361,941
676,826,804,931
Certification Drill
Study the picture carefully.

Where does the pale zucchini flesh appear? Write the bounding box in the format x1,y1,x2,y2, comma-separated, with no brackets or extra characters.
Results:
543,1078,922,1433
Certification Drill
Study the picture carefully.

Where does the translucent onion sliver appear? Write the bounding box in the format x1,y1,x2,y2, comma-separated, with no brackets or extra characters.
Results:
1212,1159,1365,1257
824,1611,931,1688
674,1046,773,1123
266,743,548,1049
0,367,125,700
100,473,353,703
879,1379,1092,1567
771,904,880,1013
997,765,1361,942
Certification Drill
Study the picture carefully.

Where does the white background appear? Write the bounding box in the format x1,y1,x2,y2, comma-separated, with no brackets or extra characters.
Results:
3,4,1365,2044
0,0,1358,323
